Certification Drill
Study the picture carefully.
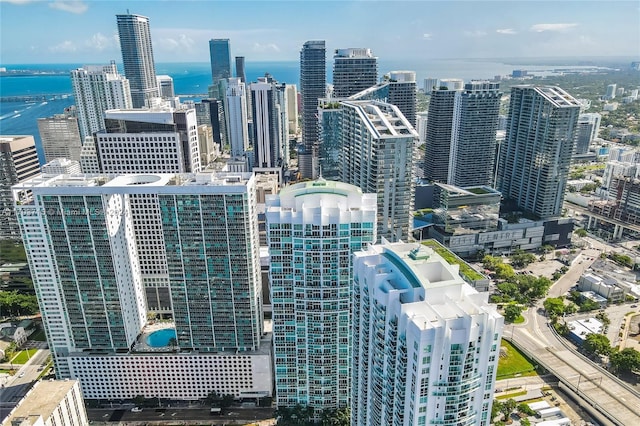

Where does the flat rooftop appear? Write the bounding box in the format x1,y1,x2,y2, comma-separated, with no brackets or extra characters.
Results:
4,379,79,423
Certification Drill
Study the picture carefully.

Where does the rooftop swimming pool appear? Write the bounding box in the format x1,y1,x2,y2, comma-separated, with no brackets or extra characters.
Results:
146,328,177,347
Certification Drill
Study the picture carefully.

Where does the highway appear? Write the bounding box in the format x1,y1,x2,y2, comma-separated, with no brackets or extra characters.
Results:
507,240,640,426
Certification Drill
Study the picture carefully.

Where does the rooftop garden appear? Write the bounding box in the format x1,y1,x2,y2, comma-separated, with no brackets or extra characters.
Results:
422,239,485,281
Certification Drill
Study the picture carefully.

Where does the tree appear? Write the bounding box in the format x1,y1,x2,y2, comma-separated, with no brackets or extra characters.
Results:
610,348,640,374
504,304,523,323
491,400,504,422
583,333,612,356
494,263,515,280
575,228,588,238
321,407,350,426
543,297,566,318
517,403,536,416
521,418,532,426
220,394,235,409
501,398,517,422
510,250,537,269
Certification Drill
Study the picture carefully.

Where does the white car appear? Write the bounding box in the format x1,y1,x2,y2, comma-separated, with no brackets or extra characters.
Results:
131,407,142,413
18,372,25,378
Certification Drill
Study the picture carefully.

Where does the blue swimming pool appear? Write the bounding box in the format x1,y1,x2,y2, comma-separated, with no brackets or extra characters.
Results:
146,328,177,347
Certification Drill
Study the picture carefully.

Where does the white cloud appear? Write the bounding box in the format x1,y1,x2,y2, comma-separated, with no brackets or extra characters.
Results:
156,34,196,53
252,42,280,53
49,0,87,14
49,40,77,53
423,33,432,40
84,32,118,51
530,23,578,32
497,28,517,35
464,30,487,37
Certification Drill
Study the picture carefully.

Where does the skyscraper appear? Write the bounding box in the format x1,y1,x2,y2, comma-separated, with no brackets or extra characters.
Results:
423,81,502,187
332,48,378,98
497,86,581,218
348,70,417,127
13,172,271,400
70,62,132,140
576,113,601,155
339,100,417,242
209,39,232,95
299,40,326,179
251,77,281,169
37,111,83,163
116,13,159,108
235,56,246,83
352,240,503,426
0,135,39,239
225,77,250,159
266,179,376,413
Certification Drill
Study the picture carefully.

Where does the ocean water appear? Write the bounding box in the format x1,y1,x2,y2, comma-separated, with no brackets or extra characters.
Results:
0,59,617,163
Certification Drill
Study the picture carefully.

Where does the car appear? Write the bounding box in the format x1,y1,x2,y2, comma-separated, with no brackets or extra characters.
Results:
18,372,25,378
632,304,638,308
131,407,143,413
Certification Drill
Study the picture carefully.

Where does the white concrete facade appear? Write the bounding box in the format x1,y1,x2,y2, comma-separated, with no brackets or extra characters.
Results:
225,77,250,158
352,241,503,426
71,63,132,141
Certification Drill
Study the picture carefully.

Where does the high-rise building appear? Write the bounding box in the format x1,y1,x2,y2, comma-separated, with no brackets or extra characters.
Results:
332,48,378,98
605,83,617,100
497,86,581,218
225,77,250,158
70,62,132,140
286,84,299,134
92,107,201,174
13,172,271,400
235,56,246,83
266,179,377,413
3,380,88,426
352,240,503,426
0,136,39,239
424,77,439,94
195,98,225,148
424,81,502,187
299,40,326,179
37,111,83,163
251,77,281,169
116,13,159,108
209,39,232,96
157,74,175,98
339,100,417,242
575,113,601,155
348,70,417,127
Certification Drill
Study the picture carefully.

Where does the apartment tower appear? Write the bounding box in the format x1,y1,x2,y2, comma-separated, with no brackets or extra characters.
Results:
497,86,581,218
116,13,159,108
423,81,502,187
352,241,503,426
13,172,270,400
332,48,378,98
339,100,417,242
266,179,376,414
299,40,326,179
70,62,132,140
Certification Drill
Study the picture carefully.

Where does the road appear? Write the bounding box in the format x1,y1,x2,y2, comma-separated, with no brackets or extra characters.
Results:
87,406,275,425
507,243,640,426
0,348,50,419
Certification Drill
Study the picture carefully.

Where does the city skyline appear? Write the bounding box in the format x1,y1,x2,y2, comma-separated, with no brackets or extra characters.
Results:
1,1,638,64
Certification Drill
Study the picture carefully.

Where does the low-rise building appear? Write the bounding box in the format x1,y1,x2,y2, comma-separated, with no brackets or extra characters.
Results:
567,317,604,344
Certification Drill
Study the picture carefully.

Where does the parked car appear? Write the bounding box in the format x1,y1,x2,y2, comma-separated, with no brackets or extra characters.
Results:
131,407,142,413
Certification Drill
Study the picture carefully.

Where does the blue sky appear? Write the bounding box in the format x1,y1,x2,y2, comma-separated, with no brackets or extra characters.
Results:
1,0,638,64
